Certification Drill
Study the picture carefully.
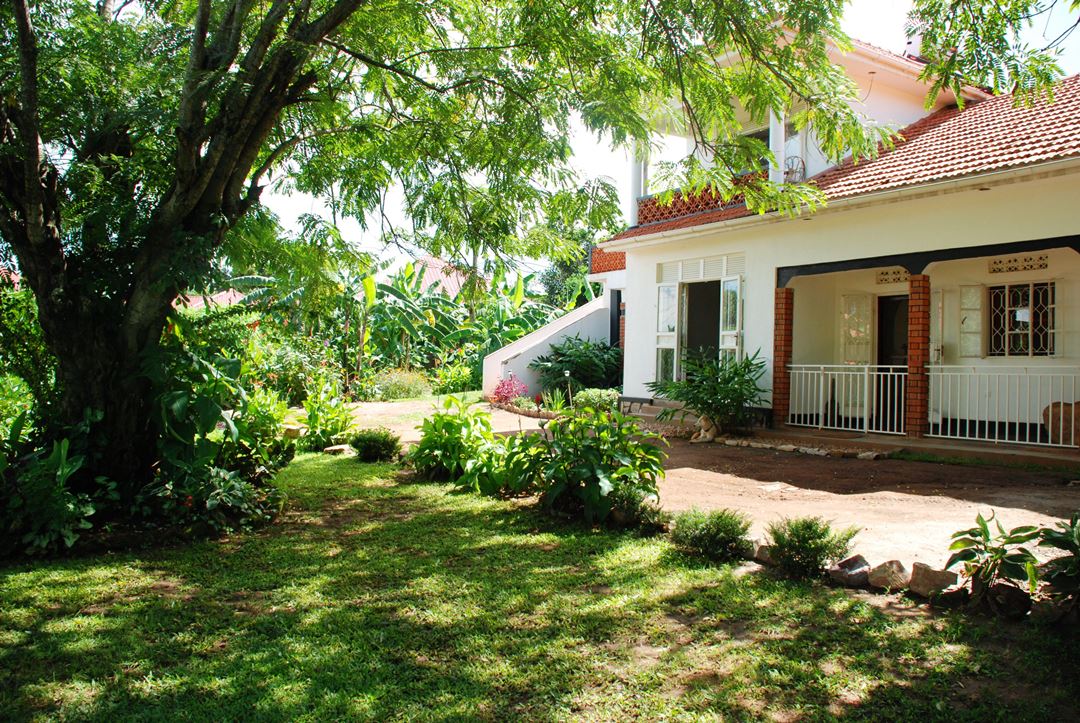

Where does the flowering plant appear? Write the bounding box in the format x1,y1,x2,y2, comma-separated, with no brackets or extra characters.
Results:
491,376,528,404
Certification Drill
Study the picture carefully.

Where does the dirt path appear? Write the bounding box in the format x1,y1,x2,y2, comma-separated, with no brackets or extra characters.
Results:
348,398,545,443
661,439,1080,568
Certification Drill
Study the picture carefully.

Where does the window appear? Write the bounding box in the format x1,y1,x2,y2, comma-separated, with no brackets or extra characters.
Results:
656,285,677,381
987,282,1055,357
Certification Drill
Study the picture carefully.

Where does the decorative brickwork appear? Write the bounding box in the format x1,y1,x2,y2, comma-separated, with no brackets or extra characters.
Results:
906,274,931,438
637,190,732,225
590,246,625,274
772,287,794,425
618,302,626,349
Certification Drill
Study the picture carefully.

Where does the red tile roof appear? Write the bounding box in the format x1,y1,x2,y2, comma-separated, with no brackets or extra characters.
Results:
604,74,1080,246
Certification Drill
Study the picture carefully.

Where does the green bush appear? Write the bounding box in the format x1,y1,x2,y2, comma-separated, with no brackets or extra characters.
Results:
0,375,33,445
647,349,767,432
767,517,858,579
947,512,1041,603
0,288,56,419
145,464,284,535
350,427,402,463
573,387,620,412
1039,512,1079,614
409,396,495,481
670,508,752,561
1,438,98,555
376,368,432,400
302,376,353,451
509,395,537,410
522,409,666,524
218,387,294,479
529,336,622,394
431,360,475,395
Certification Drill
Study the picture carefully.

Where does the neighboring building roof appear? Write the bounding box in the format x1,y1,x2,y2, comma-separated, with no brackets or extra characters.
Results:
0,268,19,289
416,255,473,297
604,74,1080,245
176,289,246,310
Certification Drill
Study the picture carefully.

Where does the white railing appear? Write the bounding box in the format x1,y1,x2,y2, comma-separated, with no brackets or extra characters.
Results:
788,365,907,435
928,366,1080,448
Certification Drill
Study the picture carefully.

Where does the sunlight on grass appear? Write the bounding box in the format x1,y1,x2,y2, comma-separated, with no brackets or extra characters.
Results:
1,454,1077,720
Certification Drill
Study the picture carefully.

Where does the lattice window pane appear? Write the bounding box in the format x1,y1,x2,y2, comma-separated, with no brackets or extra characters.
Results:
987,281,1055,357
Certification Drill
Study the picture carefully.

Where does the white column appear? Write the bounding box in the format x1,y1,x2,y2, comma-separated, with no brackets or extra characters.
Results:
769,110,786,184
628,154,646,226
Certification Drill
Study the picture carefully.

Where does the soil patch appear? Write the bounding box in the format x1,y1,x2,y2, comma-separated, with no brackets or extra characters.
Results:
660,438,1080,567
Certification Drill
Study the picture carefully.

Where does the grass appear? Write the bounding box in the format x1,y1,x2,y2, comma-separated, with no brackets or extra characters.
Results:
889,449,1080,475
1,455,1078,721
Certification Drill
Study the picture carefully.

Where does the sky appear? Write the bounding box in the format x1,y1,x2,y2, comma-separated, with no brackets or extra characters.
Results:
263,1,1080,272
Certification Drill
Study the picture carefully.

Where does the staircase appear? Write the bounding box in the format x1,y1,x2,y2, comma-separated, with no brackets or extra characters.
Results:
620,397,696,430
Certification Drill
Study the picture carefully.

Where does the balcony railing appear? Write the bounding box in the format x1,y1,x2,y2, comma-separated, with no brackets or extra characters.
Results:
928,366,1080,448
788,365,907,435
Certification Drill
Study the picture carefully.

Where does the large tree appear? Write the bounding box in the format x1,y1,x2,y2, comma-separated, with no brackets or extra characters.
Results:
0,0,1071,494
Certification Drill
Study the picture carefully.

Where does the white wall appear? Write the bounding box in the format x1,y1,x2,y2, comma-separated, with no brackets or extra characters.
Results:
620,171,1080,400
481,296,611,398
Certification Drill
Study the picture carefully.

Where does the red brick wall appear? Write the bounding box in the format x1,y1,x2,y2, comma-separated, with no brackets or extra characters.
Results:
772,287,794,425
591,246,625,274
906,274,931,438
618,302,626,349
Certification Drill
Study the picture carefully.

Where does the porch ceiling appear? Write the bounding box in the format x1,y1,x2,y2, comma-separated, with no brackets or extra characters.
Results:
776,234,1080,288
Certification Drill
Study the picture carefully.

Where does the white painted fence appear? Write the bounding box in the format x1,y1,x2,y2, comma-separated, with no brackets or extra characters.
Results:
928,366,1080,447
788,365,907,435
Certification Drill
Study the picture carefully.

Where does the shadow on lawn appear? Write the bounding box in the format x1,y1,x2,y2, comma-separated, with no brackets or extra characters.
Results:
1,455,1078,720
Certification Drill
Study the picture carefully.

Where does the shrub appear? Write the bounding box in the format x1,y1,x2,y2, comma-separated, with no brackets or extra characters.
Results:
145,464,284,535
218,387,294,479
671,508,752,561
1039,512,1079,614
350,427,402,463
0,288,57,418
529,335,621,394
0,375,33,445
531,409,666,524
376,368,432,400
647,349,766,432
431,360,475,395
947,512,1041,602
409,396,495,481
302,376,353,451
540,389,568,414
573,387,620,412
491,376,528,405
1,438,97,555
509,395,537,410
767,517,858,579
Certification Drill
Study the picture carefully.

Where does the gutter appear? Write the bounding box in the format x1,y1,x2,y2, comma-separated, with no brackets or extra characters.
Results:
601,155,1080,252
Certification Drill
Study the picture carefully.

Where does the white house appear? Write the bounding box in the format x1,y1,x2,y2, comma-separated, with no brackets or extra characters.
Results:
487,40,1080,449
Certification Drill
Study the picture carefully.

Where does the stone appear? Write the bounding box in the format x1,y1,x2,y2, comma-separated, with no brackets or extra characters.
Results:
725,439,740,447
749,441,770,449
827,554,871,588
799,447,828,456
908,563,959,598
738,440,751,447
777,444,798,453
1042,401,1080,446
323,444,353,455
856,451,878,460
827,449,846,457
753,541,774,565
283,425,304,439
987,583,1032,620
868,560,910,591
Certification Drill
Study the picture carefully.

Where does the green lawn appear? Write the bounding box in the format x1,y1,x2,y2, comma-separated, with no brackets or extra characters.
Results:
1,455,1077,721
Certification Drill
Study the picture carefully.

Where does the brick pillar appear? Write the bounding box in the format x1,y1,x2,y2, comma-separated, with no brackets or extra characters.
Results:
906,274,931,438
618,302,626,349
773,287,794,426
